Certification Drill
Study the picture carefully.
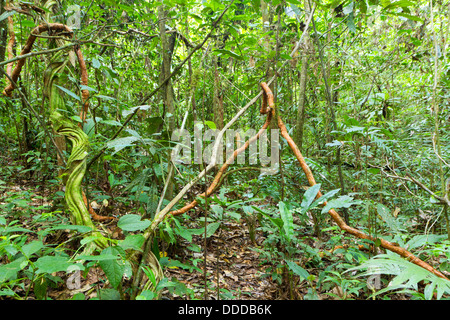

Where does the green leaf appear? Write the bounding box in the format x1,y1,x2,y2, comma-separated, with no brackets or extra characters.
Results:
35,256,72,274
22,240,44,257
321,195,362,214
346,12,356,33
92,57,101,69
279,201,294,240
214,49,243,60
117,214,151,232
204,221,221,238
122,105,151,117
98,247,125,289
33,277,47,300
80,85,98,93
21,20,35,27
119,234,145,251
204,121,217,130
285,260,309,280
106,136,139,154
55,85,81,102
0,257,27,282
300,184,321,214
96,94,117,101
76,253,121,261
393,12,423,22
376,203,404,233
98,288,121,300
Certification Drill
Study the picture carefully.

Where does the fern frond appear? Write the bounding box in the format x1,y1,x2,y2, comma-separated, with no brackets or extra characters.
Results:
346,253,450,300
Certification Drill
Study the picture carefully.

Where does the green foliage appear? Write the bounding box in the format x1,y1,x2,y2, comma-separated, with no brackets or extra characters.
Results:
347,252,450,300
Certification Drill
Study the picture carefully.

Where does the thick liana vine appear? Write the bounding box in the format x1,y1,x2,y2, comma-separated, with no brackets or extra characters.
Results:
2,24,110,252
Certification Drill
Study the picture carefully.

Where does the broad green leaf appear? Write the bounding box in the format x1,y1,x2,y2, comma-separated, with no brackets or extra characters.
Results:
22,240,44,257
285,260,309,280
33,277,47,300
76,253,121,261
300,184,321,214
279,201,294,240
321,195,362,214
393,12,423,22
312,188,341,208
92,58,101,69
100,119,122,126
96,94,116,101
204,221,221,238
346,12,356,33
0,256,27,282
99,247,125,289
204,121,217,130
214,49,243,60
117,214,151,232
35,256,72,274
80,85,98,93
21,20,35,27
119,234,145,251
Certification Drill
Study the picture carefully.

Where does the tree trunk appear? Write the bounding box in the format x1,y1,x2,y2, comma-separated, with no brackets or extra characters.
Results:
213,55,224,130
294,0,312,150
158,5,175,200
0,0,6,63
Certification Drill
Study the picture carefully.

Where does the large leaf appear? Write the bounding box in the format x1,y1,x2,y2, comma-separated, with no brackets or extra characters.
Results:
117,214,151,232
285,260,309,280
122,105,152,117
300,184,321,214
35,256,72,274
22,240,44,258
321,195,362,214
98,247,125,289
0,257,27,282
204,222,221,238
279,201,294,240
347,253,450,300
214,49,243,60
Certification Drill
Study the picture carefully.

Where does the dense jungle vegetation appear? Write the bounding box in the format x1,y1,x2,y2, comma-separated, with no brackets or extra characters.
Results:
0,0,450,301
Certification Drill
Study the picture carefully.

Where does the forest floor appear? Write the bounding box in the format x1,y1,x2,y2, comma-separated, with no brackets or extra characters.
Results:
163,218,280,300
1,179,421,300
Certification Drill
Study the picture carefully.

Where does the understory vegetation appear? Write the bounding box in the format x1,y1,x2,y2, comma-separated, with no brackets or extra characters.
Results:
0,0,450,300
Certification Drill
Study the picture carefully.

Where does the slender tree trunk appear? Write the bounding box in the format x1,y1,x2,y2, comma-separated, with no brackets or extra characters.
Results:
294,0,311,150
158,5,175,199
0,0,6,63
213,54,224,130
